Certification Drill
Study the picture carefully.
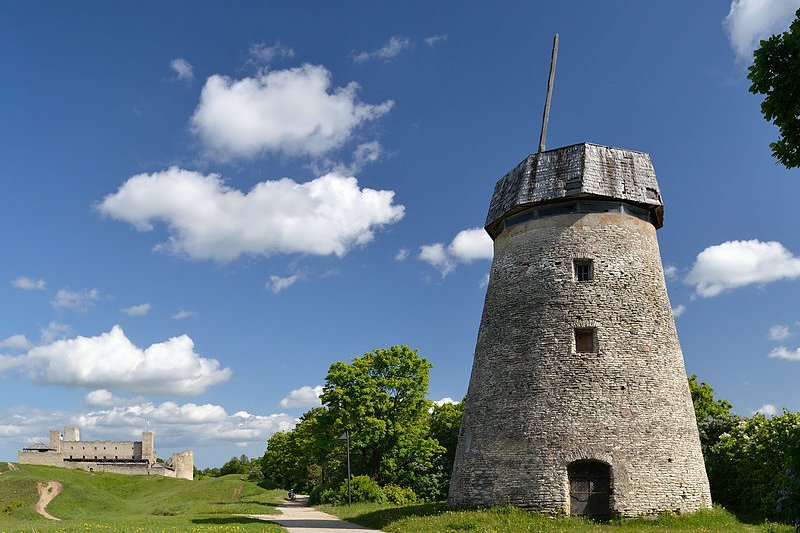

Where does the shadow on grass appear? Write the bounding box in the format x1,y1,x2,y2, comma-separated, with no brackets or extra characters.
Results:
343,503,450,529
192,516,269,525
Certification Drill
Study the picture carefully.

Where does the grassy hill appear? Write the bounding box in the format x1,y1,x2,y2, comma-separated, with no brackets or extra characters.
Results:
0,463,284,532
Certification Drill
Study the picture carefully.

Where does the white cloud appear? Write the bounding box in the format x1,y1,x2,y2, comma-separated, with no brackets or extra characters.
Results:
12,277,46,290
0,355,25,372
419,228,493,276
190,64,393,160
0,334,32,351
51,288,100,312
40,321,70,343
419,243,454,276
769,346,800,361
768,324,791,341
170,58,194,81
664,265,678,281
23,325,231,395
685,240,800,297
172,310,196,320
267,274,301,294
395,248,410,261
248,41,295,65
479,273,490,288
672,304,687,318
84,389,118,407
318,141,384,176
99,167,405,262
424,34,448,47
432,397,457,406
353,36,412,63
724,0,800,61
279,385,323,409
755,403,778,416
0,402,296,451
121,303,151,316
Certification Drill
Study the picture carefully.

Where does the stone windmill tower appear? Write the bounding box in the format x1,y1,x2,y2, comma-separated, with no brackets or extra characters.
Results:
448,36,711,518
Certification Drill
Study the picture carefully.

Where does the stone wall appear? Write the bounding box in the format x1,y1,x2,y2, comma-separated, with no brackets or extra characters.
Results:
60,440,138,460
448,211,711,516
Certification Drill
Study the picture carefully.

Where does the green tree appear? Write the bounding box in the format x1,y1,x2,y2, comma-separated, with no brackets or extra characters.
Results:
319,345,444,492
748,8,800,169
428,400,464,498
688,374,739,456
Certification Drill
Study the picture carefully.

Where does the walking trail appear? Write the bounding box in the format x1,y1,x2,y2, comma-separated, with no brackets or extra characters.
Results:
35,480,63,521
243,496,384,533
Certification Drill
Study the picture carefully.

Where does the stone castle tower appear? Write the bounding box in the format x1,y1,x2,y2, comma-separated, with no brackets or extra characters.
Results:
448,143,711,518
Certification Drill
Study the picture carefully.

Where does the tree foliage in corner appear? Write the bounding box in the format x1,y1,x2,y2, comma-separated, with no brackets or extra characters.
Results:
748,8,800,169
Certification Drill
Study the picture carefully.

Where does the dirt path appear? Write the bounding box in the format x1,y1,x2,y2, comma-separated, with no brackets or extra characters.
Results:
242,496,384,532
35,480,63,521
7,462,19,471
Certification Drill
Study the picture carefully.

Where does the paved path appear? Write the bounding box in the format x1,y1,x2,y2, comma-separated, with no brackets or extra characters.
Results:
243,496,384,533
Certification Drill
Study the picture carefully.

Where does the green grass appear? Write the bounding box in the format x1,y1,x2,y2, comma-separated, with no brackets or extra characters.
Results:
0,464,285,532
320,502,796,532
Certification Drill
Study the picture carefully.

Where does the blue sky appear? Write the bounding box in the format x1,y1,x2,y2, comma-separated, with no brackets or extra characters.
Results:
1,0,799,467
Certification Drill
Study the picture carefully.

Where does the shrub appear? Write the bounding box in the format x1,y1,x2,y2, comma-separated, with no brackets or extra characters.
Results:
346,475,385,504
309,482,342,505
383,484,417,505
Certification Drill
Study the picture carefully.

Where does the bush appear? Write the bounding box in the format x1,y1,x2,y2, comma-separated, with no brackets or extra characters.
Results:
347,475,386,504
383,484,417,505
309,482,342,505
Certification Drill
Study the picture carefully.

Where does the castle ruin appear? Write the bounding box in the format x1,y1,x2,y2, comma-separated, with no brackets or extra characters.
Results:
448,143,711,518
18,426,193,480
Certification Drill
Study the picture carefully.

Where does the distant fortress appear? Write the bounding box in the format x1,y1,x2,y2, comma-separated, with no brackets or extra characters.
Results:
18,426,193,480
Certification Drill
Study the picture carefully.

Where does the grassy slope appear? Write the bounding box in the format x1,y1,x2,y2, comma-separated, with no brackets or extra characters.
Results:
321,502,795,532
0,464,285,532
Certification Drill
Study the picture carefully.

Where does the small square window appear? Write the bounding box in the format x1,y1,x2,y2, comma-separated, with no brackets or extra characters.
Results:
575,328,598,353
574,260,593,282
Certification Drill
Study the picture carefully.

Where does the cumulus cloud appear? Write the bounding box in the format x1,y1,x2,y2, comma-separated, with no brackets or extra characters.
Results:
172,310,196,320
432,397,457,406
755,403,778,416
768,324,791,341
419,228,493,276
0,355,25,373
267,274,301,294
424,34,448,47
22,325,231,395
353,36,412,63
121,303,151,316
663,265,678,281
0,334,32,351
724,0,800,61
85,389,120,407
99,167,404,262
479,273,490,288
51,288,100,312
672,304,687,318
769,346,800,361
685,240,800,297
395,248,410,261
279,385,323,409
170,58,194,81
190,64,393,160
248,41,295,66
0,402,296,451
12,277,46,290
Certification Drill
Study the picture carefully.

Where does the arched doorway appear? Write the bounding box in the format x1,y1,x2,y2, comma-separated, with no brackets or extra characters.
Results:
568,460,612,519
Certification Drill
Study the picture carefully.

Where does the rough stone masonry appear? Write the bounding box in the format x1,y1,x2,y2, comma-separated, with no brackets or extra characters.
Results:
448,143,711,518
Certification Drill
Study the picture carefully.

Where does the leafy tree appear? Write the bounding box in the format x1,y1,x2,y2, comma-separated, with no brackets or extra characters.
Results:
688,374,739,455
748,8,800,169
319,345,444,491
219,454,251,476
705,411,800,524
